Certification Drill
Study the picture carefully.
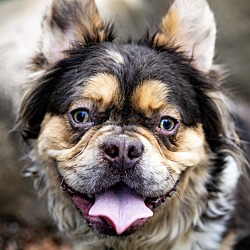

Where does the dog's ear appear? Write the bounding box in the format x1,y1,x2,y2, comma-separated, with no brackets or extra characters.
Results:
33,0,113,69
20,0,114,140
153,0,216,73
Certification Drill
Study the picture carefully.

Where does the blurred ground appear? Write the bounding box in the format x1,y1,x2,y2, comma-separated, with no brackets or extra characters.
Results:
0,0,249,249
0,220,72,250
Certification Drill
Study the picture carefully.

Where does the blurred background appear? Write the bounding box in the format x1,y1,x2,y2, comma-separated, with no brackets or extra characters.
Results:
0,0,249,249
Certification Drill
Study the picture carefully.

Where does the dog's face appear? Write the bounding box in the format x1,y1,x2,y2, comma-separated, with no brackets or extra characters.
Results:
19,0,229,238
37,44,208,236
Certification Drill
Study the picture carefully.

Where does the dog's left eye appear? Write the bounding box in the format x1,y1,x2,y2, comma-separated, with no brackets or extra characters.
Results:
158,117,179,134
160,118,175,131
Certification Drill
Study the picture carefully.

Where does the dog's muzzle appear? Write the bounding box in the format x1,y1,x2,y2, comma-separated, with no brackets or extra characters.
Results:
61,137,178,236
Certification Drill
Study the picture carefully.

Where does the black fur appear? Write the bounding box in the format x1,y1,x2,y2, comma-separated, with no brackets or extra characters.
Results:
19,41,227,155
16,0,250,248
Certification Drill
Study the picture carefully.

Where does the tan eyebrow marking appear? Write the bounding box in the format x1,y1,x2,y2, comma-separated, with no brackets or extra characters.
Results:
82,73,122,109
132,80,174,116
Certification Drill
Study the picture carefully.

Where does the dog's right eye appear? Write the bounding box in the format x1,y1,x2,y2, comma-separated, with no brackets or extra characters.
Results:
72,110,90,124
69,109,92,129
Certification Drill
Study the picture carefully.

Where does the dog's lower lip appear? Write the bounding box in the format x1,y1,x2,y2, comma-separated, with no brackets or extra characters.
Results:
145,181,178,210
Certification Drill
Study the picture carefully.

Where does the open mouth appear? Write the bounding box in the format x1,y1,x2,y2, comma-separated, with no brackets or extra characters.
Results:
61,180,178,236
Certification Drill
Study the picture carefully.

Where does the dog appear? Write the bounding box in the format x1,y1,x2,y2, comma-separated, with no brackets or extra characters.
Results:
17,0,250,249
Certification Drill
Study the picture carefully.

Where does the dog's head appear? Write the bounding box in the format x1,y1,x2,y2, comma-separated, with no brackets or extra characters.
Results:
18,0,240,239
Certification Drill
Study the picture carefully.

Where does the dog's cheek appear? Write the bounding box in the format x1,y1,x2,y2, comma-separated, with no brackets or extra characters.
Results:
37,123,121,193
133,124,207,196
123,130,179,195
36,114,93,191
37,114,79,160
163,124,208,169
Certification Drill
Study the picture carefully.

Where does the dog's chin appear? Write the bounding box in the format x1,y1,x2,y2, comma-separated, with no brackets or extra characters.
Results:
61,179,178,236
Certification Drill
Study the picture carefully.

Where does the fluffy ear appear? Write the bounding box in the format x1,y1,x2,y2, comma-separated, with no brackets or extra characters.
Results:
153,0,216,73
33,0,113,69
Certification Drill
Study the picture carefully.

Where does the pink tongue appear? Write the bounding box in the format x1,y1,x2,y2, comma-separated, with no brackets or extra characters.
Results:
89,185,153,235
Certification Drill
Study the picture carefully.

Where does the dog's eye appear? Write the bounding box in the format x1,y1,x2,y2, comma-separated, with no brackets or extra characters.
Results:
72,110,90,124
160,118,175,131
158,117,179,135
68,109,94,131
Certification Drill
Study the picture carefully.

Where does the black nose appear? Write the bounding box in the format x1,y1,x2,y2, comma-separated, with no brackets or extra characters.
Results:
102,138,144,171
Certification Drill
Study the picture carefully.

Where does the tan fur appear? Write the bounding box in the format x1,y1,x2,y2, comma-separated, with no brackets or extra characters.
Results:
220,232,236,250
133,125,207,175
36,112,214,250
18,0,246,249
38,114,78,160
41,0,109,66
153,0,216,72
132,80,179,118
154,5,181,46
80,73,122,110
166,124,207,167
